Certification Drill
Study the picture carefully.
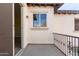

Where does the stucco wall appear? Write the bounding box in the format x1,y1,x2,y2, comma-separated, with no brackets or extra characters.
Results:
27,6,54,44
53,14,79,37
22,4,30,48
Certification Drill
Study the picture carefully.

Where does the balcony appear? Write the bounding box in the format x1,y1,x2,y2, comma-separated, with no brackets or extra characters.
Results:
19,33,79,56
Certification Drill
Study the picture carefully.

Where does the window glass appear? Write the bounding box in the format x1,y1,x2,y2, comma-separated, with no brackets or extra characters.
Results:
75,19,79,31
40,14,47,27
33,14,39,27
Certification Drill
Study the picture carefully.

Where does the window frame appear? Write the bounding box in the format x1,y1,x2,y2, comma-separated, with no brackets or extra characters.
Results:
33,13,47,28
74,18,79,31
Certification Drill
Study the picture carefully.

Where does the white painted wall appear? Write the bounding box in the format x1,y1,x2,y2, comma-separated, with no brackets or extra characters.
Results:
27,6,54,44
22,4,30,48
53,14,79,37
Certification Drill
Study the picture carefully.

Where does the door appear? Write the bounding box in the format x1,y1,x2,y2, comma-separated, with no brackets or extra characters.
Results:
0,3,13,56
14,3,21,55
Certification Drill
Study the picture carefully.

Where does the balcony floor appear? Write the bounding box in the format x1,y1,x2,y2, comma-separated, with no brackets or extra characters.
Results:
20,44,65,56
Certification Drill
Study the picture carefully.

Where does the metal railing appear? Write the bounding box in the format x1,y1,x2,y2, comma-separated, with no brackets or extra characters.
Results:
53,33,79,56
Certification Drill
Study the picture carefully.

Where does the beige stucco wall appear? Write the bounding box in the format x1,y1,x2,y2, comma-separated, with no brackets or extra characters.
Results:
22,4,30,48
53,14,79,37
27,6,54,44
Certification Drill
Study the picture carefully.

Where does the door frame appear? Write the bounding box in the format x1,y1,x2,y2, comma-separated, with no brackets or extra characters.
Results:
13,3,24,56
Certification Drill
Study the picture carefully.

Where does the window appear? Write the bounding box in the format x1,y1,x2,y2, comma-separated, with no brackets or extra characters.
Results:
33,14,47,27
75,18,79,31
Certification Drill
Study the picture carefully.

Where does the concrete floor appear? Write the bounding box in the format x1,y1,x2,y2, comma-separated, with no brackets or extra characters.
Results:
20,44,65,56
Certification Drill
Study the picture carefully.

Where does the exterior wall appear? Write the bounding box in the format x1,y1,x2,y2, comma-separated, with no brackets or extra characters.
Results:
53,14,79,37
22,4,30,48
27,6,54,44
0,4,13,56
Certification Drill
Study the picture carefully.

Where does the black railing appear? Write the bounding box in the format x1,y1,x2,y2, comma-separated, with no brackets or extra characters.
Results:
53,33,79,56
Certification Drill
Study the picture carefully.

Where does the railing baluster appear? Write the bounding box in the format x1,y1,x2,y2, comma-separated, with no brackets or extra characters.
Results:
65,36,67,56
74,38,76,56
69,36,71,55
76,38,78,56
76,38,77,56
78,38,79,56
67,36,69,56
72,37,73,56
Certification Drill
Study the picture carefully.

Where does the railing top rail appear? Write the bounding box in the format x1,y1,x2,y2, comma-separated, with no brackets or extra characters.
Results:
53,33,79,38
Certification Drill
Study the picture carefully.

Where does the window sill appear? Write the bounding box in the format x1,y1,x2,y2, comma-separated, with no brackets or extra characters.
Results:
30,27,48,30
